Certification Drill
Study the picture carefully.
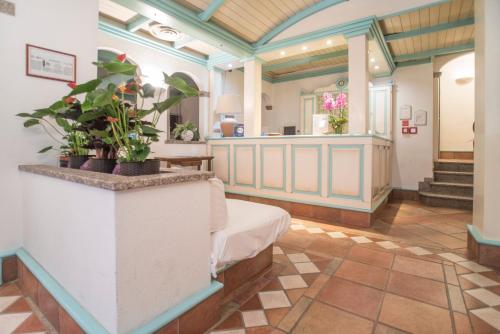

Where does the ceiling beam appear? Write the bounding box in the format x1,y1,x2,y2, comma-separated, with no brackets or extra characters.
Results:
271,64,348,83
385,17,474,42
126,14,153,32
394,43,474,62
254,0,347,47
110,0,253,57
263,49,347,72
198,0,225,21
174,36,195,49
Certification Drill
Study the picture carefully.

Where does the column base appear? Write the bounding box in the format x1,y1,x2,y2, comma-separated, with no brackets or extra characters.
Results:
467,225,500,268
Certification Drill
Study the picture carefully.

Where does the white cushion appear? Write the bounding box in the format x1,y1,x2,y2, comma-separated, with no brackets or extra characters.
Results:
209,178,228,232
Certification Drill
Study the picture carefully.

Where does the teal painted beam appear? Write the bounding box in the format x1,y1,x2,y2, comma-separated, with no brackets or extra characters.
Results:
198,0,225,21
111,0,252,57
255,16,374,54
385,17,474,41
126,14,153,32
396,57,432,68
174,36,195,49
99,20,208,66
372,20,396,73
263,49,347,72
394,43,474,62
272,64,348,83
207,52,239,67
255,0,347,47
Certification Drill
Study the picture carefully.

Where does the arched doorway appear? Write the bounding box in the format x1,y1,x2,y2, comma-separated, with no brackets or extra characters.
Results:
167,72,200,138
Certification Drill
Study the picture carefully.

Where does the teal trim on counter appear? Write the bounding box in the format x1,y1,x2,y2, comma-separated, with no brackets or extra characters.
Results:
378,0,450,19
126,14,152,32
16,248,108,334
132,280,224,334
394,43,474,62
467,225,500,247
291,144,322,196
207,134,393,142
198,0,226,21
234,144,256,188
0,249,17,286
211,144,230,185
327,144,364,200
98,20,208,66
385,18,474,41
260,144,287,192
254,0,347,47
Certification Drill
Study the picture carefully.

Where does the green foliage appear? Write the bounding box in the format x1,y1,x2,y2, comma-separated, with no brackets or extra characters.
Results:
172,121,200,141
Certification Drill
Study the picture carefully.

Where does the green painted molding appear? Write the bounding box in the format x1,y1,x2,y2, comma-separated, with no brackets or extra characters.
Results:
394,43,474,62
198,0,226,21
208,52,240,67
467,225,500,247
378,0,451,19
207,134,392,141
210,144,230,184
98,20,208,66
371,20,396,73
263,49,347,72
272,65,348,83
385,17,474,41
396,58,432,68
234,144,256,188
126,14,153,32
254,0,347,47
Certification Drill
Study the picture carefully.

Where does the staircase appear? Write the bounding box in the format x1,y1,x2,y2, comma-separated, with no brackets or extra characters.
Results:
419,160,474,210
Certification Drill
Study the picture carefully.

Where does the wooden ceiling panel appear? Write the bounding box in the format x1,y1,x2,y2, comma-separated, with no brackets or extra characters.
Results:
268,55,348,76
265,45,347,66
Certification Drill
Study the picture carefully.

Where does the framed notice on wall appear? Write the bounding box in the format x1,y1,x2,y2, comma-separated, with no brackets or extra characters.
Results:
26,44,76,83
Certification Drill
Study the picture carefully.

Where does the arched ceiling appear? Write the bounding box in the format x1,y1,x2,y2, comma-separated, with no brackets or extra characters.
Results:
99,0,475,82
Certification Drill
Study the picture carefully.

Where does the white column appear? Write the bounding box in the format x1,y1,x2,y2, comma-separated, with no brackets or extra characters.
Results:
244,59,262,136
208,69,217,137
473,0,500,240
347,34,369,134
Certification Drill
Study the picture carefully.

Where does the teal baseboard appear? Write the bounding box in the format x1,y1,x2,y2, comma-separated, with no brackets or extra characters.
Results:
467,225,500,247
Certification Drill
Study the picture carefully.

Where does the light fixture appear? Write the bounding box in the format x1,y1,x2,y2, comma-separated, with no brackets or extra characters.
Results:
280,50,286,56
374,65,380,70
227,63,233,68
370,57,376,63
301,45,308,51
326,40,332,45
149,24,183,41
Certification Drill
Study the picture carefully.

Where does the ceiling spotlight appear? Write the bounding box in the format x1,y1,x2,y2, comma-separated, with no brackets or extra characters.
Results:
374,65,380,70
370,57,376,63
228,64,233,68
301,45,308,51
280,50,286,56
326,40,332,45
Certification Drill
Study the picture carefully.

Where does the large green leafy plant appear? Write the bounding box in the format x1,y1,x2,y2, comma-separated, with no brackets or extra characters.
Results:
18,54,199,162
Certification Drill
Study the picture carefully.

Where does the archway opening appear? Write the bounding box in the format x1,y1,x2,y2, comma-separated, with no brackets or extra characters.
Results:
167,72,200,138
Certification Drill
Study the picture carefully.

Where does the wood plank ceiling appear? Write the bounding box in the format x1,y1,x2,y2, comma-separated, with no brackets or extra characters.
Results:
99,0,475,80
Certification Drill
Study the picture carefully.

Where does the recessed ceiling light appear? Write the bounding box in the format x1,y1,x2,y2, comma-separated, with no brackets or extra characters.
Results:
301,45,308,51
370,57,376,63
228,64,233,68
326,40,332,45
374,65,380,70
280,51,286,56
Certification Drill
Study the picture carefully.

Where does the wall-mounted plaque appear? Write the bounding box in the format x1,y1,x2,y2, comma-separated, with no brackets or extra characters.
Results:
399,105,412,120
414,109,427,126
26,44,76,83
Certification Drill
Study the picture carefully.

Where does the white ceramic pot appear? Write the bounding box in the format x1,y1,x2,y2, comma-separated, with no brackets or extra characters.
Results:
181,129,194,141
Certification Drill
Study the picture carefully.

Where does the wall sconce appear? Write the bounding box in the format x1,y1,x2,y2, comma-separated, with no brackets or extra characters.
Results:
455,77,474,85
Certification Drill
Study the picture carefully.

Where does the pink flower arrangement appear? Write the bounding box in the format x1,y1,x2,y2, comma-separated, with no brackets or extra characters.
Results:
322,92,347,112
335,92,347,111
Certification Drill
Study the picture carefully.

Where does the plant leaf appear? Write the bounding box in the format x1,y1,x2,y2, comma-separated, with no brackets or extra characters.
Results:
16,113,32,118
55,117,71,131
78,110,106,123
141,83,156,98
164,73,199,97
153,95,183,113
49,100,66,112
89,129,110,138
23,119,39,127
67,79,102,96
141,125,162,135
38,146,53,153
102,60,137,75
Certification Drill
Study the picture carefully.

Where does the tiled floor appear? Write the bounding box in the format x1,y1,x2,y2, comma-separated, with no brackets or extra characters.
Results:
210,200,500,334
0,283,53,333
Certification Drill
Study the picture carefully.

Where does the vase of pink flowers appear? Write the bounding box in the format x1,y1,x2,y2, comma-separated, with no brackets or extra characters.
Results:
322,91,348,134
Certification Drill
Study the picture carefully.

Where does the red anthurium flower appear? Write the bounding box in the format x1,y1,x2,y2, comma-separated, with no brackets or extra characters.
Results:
67,82,77,89
107,116,119,123
125,81,140,94
116,53,127,63
64,96,76,104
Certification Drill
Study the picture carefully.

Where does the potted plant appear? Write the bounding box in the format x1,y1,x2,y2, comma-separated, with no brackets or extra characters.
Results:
172,121,200,142
322,91,348,134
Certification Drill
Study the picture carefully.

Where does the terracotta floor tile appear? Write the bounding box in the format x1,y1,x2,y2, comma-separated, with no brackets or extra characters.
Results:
386,271,448,308
374,323,407,334
0,284,22,297
216,312,244,330
379,293,453,334
469,312,500,334
2,297,31,314
444,265,459,285
392,255,444,281
453,311,473,334
285,288,306,305
306,238,351,259
335,260,389,289
292,301,373,334
11,313,45,333
262,279,283,292
448,284,467,313
318,277,384,320
303,274,329,299
347,245,394,269
240,295,262,311
265,308,289,327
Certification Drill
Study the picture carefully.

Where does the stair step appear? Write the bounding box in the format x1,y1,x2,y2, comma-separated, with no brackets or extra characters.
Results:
437,159,473,164
434,171,474,175
419,192,473,201
427,182,473,197
419,191,473,210
434,161,474,173
433,170,474,184
429,182,473,187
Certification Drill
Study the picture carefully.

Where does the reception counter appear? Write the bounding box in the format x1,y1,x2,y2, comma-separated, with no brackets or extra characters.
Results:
207,135,392,226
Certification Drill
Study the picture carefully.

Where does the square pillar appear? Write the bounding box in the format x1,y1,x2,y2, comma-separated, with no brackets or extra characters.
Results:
347,34,369,134
208,69,217,137
244,59,262,136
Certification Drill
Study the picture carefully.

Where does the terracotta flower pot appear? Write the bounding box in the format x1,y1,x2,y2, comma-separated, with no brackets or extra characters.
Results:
118,159,160,176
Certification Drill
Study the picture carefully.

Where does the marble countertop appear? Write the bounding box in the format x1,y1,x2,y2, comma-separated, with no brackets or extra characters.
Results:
19,165,214,191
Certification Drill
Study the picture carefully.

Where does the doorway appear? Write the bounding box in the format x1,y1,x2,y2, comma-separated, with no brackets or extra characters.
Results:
167,72,200,137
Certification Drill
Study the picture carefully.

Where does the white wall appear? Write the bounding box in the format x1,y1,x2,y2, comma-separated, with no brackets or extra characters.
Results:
391,64,434,190
268,72,347,133
439,53,475,152
0,0,98,251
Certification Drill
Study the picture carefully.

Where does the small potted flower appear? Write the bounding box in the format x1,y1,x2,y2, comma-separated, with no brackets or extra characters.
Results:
172,121,200,142
322,91,348,134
